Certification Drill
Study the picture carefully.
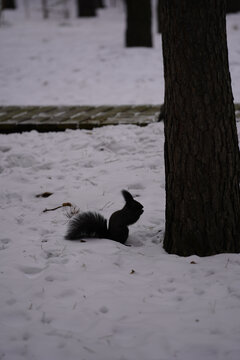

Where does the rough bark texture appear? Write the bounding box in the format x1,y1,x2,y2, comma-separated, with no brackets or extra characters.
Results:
162,0,240,256
77,0,96,17
125,0,152,47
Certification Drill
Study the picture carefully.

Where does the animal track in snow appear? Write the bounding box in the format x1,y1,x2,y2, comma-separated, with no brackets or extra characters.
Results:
205,269,215,277
45,274,67,282
18,265,46,278
6,298,17,306
22,332,31,341
41,248,68,264
167,277,175,283
0,238,11,250
41,312,53,324
99,306,109,314
55,289,76,299
228,286,240,300
194,288,205,296
0,145,11,152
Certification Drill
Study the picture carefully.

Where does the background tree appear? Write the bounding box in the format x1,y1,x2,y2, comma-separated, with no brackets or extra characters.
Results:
125,0,152,47
77,0,97,17
162,0,240,256
0,1,2,25
41,0,48,19
41,0,69,19
23,0,30,19
2,0,16,9
96,0,105,8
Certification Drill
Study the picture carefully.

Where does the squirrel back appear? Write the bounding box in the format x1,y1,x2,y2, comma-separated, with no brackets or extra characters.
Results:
65,190,143,244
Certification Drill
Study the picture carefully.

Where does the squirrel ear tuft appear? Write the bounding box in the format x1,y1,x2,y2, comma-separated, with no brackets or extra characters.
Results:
122,190,134,203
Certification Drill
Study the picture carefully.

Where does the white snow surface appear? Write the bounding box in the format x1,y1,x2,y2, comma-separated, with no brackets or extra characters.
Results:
1,2,240,360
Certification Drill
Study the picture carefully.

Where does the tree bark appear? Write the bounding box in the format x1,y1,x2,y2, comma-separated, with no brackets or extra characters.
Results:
162,0,240,256
125,0,152,47
77,0,97,17
157,0,163,33
226,0,240,13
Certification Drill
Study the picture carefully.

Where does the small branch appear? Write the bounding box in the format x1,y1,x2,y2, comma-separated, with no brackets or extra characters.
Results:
43,202,72,213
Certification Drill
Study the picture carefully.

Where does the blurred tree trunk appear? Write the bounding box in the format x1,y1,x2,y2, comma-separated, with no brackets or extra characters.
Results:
227,0,240,13
77,0,97,17
0,2,2,25
162,0,240,256
23,0,30,19
2,0,16,9
62,0,70,18
157,0,163,33
42,0,48,19
125,0,152,47
96,0,105,8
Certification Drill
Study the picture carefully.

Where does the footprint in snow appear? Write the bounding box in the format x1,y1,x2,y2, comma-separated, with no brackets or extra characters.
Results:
6,298,17,306
45,274,67,282
0,145,11,153
18,265,46,278
0,238,11,250
99,306,109,314
41,248,69,264
55,289,76,299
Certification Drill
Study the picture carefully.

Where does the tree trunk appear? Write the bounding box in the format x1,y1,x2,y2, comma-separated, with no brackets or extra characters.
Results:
2,0,16,9
157,0,163,33
162,0,240,256
0,2,2,25
42,0,49,19
125,0,152,47
23,0,30,19
96,0,105,8
227,0,240,13
77,0,97,17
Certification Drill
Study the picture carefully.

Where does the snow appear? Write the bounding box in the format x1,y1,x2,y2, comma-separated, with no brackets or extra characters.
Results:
1,124,240,360
1,2,240,360
0,0,164,106
0,1,239,105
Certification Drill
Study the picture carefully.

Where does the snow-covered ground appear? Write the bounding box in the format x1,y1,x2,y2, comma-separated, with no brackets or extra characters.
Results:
1,2,240,360
1,123,240,360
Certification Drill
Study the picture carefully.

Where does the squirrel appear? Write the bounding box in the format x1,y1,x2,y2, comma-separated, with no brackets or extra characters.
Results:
65,190,144,244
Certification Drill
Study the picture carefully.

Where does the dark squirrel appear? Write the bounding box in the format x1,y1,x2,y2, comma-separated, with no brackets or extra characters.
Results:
65,190,144,244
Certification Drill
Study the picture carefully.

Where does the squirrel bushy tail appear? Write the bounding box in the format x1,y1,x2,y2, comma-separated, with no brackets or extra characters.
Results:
65,190,144,244
65,212,108,240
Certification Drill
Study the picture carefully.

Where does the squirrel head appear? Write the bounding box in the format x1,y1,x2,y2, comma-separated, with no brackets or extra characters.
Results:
121,190,144,225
